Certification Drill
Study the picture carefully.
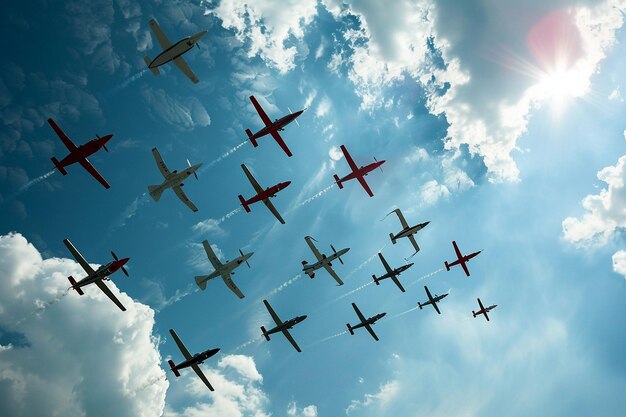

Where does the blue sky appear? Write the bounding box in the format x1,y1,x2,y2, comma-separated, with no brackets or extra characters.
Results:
0,1,625,416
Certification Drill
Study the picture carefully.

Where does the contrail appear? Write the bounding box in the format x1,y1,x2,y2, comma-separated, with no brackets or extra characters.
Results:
332,280,374,302
231,335,264,352
388,305,421,320
109,69,148,96
307,330,348,347
344,243,388,280
127,374,166,397
110,192,150,233
18,169,56,193
201,140,249,172
265,274,301,297
155,284,200,313
285,183,335,215
405,268,445,289
15,287,71,326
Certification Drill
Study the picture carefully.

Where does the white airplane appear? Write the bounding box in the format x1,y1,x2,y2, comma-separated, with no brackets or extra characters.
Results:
148,147,202,212
418,285,449,315
372,252,413,293
387,208,429,257
62,239,129,311
144,18,206,83
167,328,219,391
261,299,307,352
301,236,349,286
194,240,253,299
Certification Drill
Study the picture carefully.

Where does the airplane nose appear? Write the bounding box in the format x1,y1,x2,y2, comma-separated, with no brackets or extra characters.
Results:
283,181,292,188
213,348,221,354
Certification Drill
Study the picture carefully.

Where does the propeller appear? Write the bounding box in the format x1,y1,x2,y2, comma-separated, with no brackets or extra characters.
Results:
374,156,383,173
331,244,344,264
288,106,300,126
239,249,251,268
111,251,129,277
187,159,198,179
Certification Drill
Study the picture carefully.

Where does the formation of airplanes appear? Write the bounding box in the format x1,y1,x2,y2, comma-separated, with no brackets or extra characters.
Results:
38,17,498,394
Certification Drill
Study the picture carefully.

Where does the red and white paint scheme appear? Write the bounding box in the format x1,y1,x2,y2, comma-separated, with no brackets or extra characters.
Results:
333,144,385,197
238,164,291,224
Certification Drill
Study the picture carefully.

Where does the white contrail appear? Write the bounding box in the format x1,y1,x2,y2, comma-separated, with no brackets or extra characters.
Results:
307,330,348,347
109,69,148,95
231,335,264,352
127,374,166,397
13,169,56,196
405,268,445,289
15,287,71,326
389,305,421,320
202,140,249,172
344,243,388,280
156,285,200,313
285,183,335,215
265,274,301,297
110,192,150,232
332,280,374,302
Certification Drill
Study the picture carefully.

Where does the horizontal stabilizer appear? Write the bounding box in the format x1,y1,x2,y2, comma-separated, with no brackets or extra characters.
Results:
333,174,343,189
347,323,354,335
444,261,450,271
373,275,380,285
144,56,159,76
195,276,209,290
168,359,180,377
148,185,164,201
472,311,476,317
51,157,67,176
260,326,270,341
68,276,84,295
238,195,250,212
389,233,396,244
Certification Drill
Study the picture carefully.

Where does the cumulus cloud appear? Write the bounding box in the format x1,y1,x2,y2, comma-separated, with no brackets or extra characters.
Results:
0,233,167,417
419,179,450,206
186,241,224,272
288,400,318,417
345,380,400,415
329,146,344,161
611,250,626,280
192,218,227,236
562,155,626,247
404,146,430,164
142,88,211,130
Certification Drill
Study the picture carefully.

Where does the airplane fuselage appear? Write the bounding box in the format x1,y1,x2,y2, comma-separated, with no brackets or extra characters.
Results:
205,252,254,281
58,135,113,167
74,258,129,288
242,181,291,206
474,305,497,317
350,313,386,331
264,315,307,336
148,31,207,68
303,247,349,273
171,348,220,371
152,163,202,193
337,160,386,183
251,110,304,139
393,221,430,240
419,293,448,308
375,263,414,281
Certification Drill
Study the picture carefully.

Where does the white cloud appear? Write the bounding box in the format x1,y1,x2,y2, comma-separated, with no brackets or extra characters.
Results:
608,86,623,101
562,155,626,247
142,88,211,130
315,96,332,118
611,250,626,280
192,218,227,236
186,241,224,272
345,380,400,415
404,146,429,164
288,401,318,417
315,37,327,61
329,146,344,161
0,233,167,417
419,180,450,207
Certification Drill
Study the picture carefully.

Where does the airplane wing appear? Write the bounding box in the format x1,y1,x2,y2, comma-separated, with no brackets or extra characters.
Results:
62,239,95,275
94,279,126,311
281,329,302,352
378,253,393,274
262,198,285,224
173,185,198,212
202,240,223,269
152,148,171,178
241,164,264,194
249,95,272,126
48,118,78,151
483,310,490,321
221,274,245,299
460,260,471,277
263,299,284,327
390,276,406,293
173,56,199,84
351,303,367,323
477,298,485,311
407,235,421,255
356,175,374,197
424,286,434,302
304,236,323,261
78,159,111,189
269,130,293,157
452,240,463,260
340,145,358,171
322,264,344,286
363,323,379,341
391,208,409,229
169,329,193,360
432,300,441,315
191,364,214,391
149,19,172,49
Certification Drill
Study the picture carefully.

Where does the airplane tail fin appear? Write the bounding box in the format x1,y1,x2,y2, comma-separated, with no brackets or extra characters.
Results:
51,157,67,176
144,57,159,76
68,276,84,295
389,233,396,245
346,323,354,335
194,276,209,290
245,129,258,147
260,326,270,341
301,261,316,279
333,174,343,189
167,360,181,377
372,275,380,285
418,302,423,310
444,261,450,271
472,311,476,318
148,185,164,202
238,195,251,212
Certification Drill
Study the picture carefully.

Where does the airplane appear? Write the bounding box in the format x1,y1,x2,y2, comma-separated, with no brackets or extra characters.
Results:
147,147,202,212
144,18,206,83
167,328,219,391
301,236,349,286
371,252,413,293
238,164,291,224
48,118,113,189
418,285,449,314
333,144,385,197
444,240,482,277
245,95,305,157
260,299,307,352
346,303,386,341
62,239,129,311
472,298,497,321
194,240,253,299
387,208,430,257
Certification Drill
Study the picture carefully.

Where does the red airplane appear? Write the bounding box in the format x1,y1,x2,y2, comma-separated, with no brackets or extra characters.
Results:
48,118,113,189
444,240,481,277
333,144,385,197
245,95,304,157
472,298,497,321
238,164,291,224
